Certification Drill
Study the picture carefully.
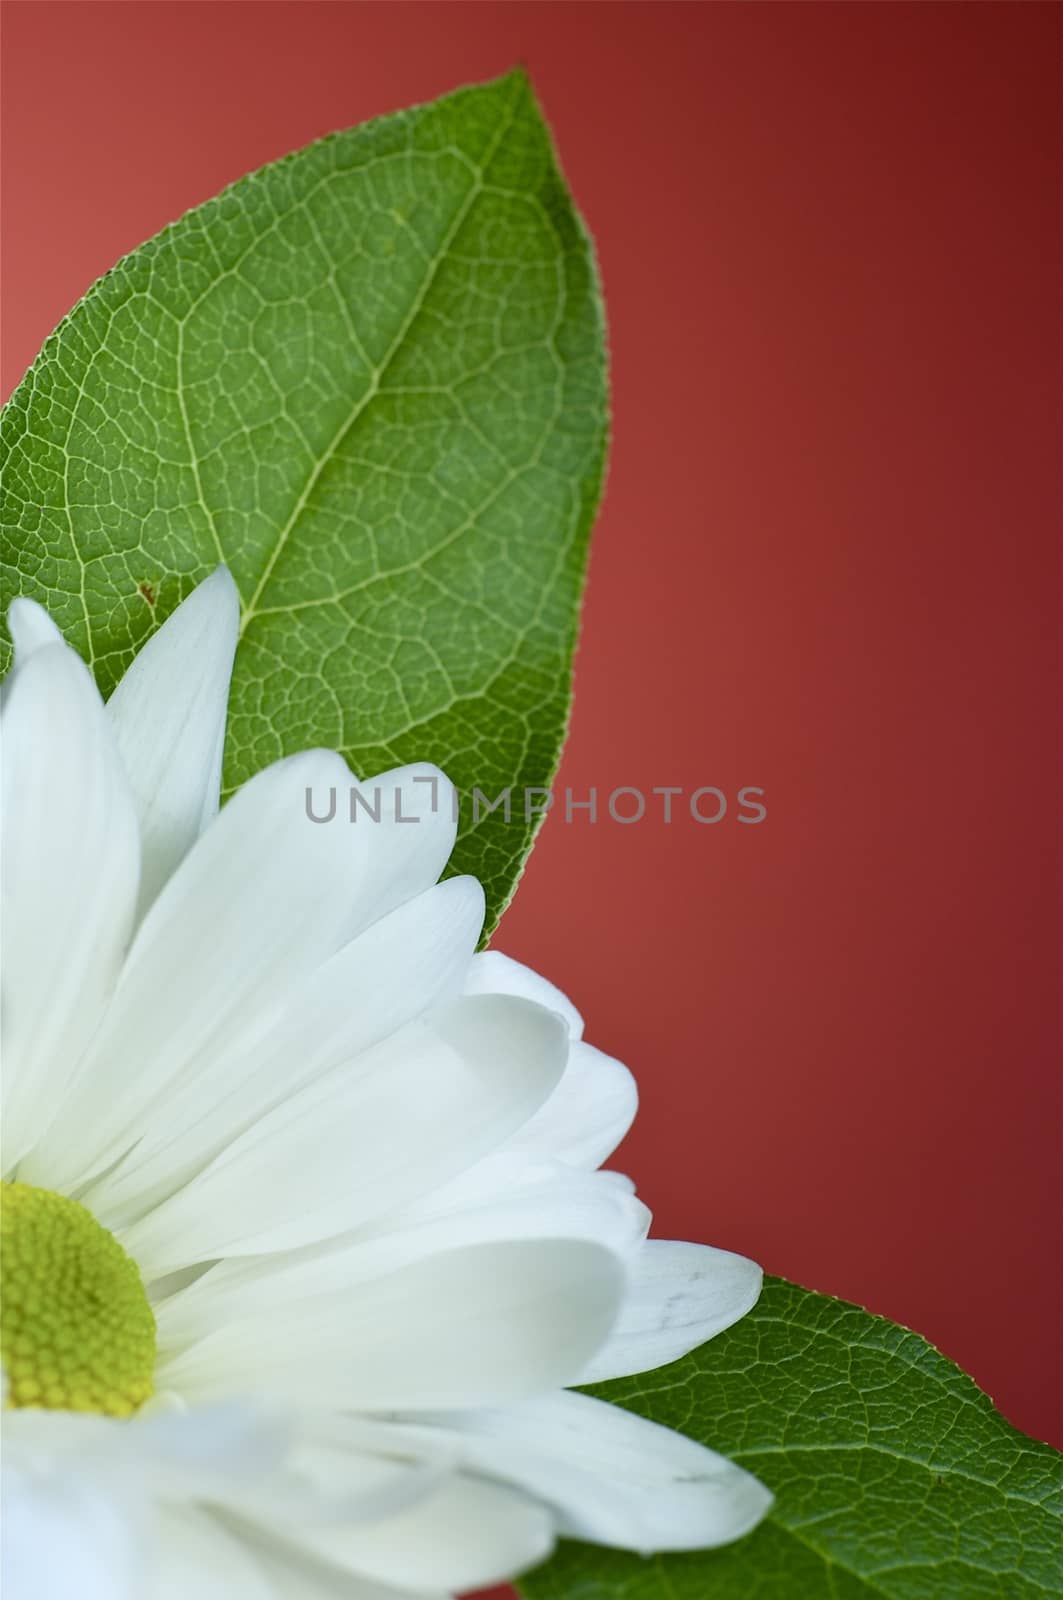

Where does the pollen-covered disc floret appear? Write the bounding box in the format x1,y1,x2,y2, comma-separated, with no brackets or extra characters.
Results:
1,1181,156,1417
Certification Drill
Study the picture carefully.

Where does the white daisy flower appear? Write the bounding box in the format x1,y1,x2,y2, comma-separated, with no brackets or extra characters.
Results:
0,570,771,1599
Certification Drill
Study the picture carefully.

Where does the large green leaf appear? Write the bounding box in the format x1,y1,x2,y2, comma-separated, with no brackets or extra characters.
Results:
521,1278,1063,1599
0,70,606,935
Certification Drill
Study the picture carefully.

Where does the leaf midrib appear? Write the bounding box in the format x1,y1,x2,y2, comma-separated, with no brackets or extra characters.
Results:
231,75,524,634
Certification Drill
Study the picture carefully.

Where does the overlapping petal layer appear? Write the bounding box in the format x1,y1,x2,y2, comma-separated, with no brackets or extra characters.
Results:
0,574,768,1600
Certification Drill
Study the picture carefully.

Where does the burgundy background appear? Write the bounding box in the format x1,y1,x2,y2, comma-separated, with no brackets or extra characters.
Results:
3,0,1059,1517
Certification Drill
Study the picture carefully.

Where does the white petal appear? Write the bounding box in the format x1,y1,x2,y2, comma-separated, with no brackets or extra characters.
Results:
505,1040,638,1169
106,568,239,918
1,640,139,1172
265,1472,554,1593
124,994,567,1273
1,1405,304,1595
348,760,458,920
464,949,584,1037
215,1430,446,1530
386,1158,650,1267
156,1158,647,1351
91,875,484,1228
151,1508,274,1600
124,1402,292,1498
24,748,371,1191
1,1460,144,1600
1,1397,289,1502
415,1389,773,1551
578,1241,763,1383
159,1239,625,1411
463,955,638,1167
7,596,64,658
262,1538,449,1600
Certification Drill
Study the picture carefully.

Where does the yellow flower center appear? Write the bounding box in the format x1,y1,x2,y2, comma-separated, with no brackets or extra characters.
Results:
0,1180,156,1417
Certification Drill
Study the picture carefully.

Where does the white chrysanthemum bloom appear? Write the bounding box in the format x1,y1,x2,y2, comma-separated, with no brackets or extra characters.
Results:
0,569,771,1599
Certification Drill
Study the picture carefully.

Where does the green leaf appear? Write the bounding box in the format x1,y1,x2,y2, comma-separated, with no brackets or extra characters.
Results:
0,70,606,935
521,1278,1063,1600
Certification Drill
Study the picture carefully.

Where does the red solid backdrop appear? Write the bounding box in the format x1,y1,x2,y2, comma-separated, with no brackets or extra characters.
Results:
3,0,1059,1503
